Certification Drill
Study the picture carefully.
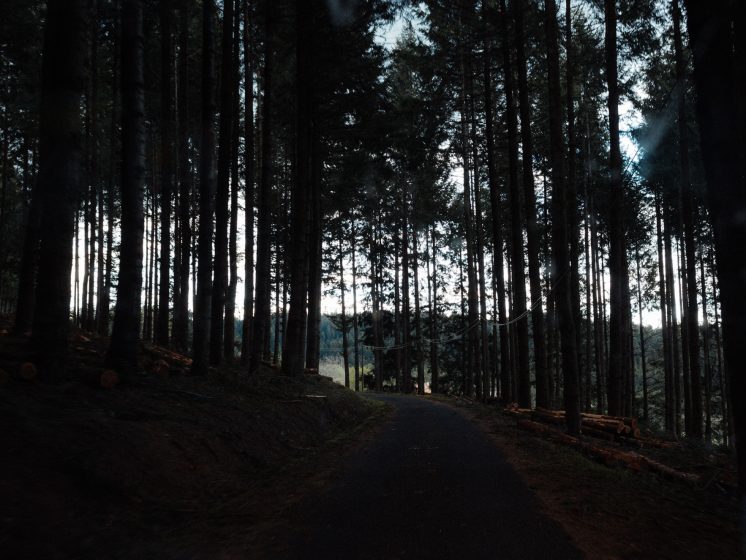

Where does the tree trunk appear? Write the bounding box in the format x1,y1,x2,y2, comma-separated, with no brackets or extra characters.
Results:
172,0,191,352
102,24,118,337
656,196,674,432
371,220,384,391
604,0,630,417
566,0,584,412
209,0,234,364
458,34,480,399
305,137,322,372
546,0,580,434
677,237,692,431
156,0,174,346
339,233,350,388
428,225,440,394
249,0,274,373
107,0,145,376
700,252,712,442
394,230,402,390
413,225,425,395
685,0,746,491
283,0,314,376
401,197,410,392
513,0,548,408
241,0,255,365
224,0,241,360
635,247,648,421
673,0,702,438
482,9,509,401
273,239,281,364
191,0,217,375
351,221,360,391
467,61,490,401
499,0,529,406
590,191,605,412
664,208,682,434
14,177,41,335
582,148,593,411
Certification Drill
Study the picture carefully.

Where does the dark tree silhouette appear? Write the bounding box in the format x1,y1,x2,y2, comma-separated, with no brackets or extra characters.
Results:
249,0,275,374
107,0,146,375
30,0,88,375
192,0,217,375
685,0,746,492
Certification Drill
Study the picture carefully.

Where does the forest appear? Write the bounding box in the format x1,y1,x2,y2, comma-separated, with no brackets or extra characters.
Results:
1,0,746,557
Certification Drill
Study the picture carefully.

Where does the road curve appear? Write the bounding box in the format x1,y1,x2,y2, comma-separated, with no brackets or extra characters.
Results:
286,394,582,560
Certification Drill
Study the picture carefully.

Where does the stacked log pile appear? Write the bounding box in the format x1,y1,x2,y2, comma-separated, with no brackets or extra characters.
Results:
504,403,697,484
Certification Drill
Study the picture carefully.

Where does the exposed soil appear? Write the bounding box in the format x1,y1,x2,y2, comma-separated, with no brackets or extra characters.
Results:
0,323,389,559
435,396,743,560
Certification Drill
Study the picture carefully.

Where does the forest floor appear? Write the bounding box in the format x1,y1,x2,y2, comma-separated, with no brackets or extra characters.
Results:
1,316,743,559
435,395,744,559
0,319,389,559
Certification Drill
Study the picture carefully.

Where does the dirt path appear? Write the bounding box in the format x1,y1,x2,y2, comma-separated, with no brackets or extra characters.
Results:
285,394,582,559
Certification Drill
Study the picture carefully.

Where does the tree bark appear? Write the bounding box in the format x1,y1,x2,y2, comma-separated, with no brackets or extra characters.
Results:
413,225,425,395
339,233,350,388
305,137,322,371
249,0,274,373
156,0,174,346
499,0,529,406
173,0,191,352
685,0,746,491
546,0,580,434
191,0,217,375
401,195,410,392
210,0,235,364
428,226,440,394
673,0,702,438
224,0,241,360
107,0,146,376
635,247,649,421
482,11,509,401
283,0,314,376
241,0,255,365
513,0,549,408
14,177,41,335
656,195,674,432
604,0,630,417
351,221,360,391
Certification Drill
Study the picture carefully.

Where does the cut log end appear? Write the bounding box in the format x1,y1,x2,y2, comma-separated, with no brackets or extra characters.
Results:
19,362,37,381
150,359,170,379
100,369,119,390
